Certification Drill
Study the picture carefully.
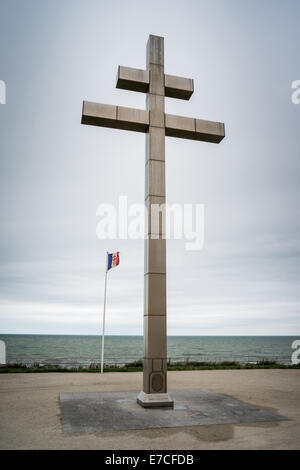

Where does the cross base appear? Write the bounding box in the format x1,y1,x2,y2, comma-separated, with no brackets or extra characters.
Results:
136,391,174,408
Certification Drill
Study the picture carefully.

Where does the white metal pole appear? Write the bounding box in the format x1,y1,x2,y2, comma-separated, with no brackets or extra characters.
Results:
101,252,108,374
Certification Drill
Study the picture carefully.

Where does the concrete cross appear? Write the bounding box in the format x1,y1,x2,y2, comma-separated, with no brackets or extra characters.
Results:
81,35,225,408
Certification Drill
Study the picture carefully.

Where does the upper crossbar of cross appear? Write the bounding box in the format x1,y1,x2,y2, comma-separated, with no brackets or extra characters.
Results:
81,36,225,144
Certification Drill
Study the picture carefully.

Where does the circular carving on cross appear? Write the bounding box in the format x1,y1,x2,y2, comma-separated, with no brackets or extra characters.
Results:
151,373,163,392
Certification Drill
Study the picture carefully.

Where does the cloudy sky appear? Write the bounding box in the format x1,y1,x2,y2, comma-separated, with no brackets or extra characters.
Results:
0,0,299,335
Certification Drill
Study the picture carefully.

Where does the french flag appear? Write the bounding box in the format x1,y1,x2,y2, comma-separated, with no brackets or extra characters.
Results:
107,252,120,271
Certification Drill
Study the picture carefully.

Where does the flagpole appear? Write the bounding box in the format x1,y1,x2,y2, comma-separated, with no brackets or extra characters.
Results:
101,251,108,374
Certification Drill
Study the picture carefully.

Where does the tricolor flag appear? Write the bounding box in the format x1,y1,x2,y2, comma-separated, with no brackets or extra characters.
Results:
107,251,120,271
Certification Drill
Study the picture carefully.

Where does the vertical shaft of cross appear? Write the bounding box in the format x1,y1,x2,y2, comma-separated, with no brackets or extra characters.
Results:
81,33,225,408
137,35,173,407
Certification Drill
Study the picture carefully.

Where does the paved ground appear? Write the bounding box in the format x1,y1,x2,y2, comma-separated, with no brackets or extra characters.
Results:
60,390,286,433
0,369,299,449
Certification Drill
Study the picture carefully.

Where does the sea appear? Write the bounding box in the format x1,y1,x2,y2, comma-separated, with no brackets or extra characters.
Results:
0,335,298,367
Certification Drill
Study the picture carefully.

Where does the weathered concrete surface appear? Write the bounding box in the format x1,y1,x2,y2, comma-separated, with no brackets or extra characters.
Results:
116,66,149,93
165,74,194,100
81,103,225,142
165,113,225,142
0,370,299,449
81,101,149,132
142,35,168,404
116,66,194,100
60,389,286,433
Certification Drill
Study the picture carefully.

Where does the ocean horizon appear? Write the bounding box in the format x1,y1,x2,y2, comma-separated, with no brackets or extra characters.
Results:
0,334,297,367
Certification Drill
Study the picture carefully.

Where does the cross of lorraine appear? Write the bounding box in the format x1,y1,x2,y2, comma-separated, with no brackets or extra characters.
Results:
81,34,225,408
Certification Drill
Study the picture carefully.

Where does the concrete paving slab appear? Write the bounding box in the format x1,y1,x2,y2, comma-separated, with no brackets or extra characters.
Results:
59,389,286,434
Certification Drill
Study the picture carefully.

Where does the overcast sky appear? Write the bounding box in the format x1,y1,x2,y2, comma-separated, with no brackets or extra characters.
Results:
0,0,299,335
